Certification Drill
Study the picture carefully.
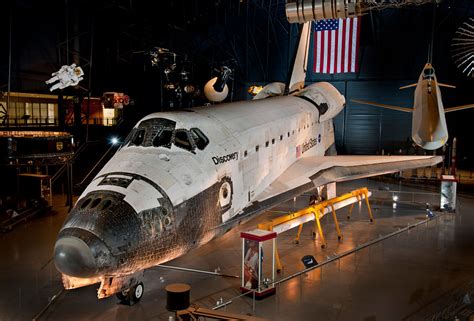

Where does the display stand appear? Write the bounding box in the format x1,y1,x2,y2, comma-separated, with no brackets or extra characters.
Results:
440,175,457,212
240,229,276,299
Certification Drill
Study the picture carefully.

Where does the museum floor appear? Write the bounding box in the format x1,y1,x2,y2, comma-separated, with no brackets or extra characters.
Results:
1,178,473,321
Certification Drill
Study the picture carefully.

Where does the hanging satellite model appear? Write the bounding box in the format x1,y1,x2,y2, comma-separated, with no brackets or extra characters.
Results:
451,18,474,78
204,66,232,102
148,47,198,108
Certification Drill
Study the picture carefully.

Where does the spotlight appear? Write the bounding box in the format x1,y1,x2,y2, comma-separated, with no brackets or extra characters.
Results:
392,195,399,202
110,137,119,145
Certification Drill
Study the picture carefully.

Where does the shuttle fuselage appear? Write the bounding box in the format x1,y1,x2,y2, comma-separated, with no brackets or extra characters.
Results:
54,82,344,291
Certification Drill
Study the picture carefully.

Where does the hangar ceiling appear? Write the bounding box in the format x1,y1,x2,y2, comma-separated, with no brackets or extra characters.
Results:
0,0,473,163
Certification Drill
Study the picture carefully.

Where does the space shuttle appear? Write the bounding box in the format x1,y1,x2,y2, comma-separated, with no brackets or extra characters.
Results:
352,63,474,150
54,22,441,302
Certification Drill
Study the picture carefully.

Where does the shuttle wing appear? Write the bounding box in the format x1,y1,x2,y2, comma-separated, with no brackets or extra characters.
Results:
444,104,474,113
438,83,456,89
399,83,417,90
235,155,441,221
351,99,413,113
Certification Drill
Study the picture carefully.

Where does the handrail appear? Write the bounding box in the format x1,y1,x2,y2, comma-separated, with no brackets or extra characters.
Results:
76,144,117,187
51,141,88,184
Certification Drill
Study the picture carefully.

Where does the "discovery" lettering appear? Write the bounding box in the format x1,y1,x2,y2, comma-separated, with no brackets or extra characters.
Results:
212,152,239,165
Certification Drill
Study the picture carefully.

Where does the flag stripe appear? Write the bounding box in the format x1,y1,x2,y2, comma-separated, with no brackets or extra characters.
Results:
348,18,353,72
318,30,323,73
350,17,357,72
355,17,361,72
323,30,328,73
341,18,346,73
314,30,319,73
344,19,350,73
331,30,337,74
336,20,343,73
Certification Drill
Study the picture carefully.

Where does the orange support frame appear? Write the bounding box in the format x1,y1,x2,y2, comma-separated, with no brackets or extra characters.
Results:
258,187,374,272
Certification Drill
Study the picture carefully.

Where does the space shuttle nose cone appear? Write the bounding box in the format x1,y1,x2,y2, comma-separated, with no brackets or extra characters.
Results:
54,236,97,277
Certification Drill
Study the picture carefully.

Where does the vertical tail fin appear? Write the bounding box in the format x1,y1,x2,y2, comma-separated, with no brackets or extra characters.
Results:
287,22,312,94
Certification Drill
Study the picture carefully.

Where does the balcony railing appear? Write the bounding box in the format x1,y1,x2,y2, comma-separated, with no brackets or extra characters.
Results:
0,117,119,127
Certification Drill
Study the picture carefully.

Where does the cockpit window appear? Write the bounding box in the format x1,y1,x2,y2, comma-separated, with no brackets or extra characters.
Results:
174,130,193,151
153,129,173,148
131,129,145,146
423,68,435,79
127,118,177,147
125,118,209,153
190,128,209,150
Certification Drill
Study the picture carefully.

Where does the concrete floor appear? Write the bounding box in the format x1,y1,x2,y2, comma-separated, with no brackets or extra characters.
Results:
1,178,473,321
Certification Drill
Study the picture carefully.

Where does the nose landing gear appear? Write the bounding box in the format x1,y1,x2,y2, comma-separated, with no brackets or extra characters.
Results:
97,270,145,302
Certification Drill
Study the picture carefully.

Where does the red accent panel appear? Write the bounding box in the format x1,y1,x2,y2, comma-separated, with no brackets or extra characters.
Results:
240,231,277,242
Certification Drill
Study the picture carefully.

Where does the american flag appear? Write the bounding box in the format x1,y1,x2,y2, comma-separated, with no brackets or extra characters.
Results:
312,18,360,74
296,145,302,158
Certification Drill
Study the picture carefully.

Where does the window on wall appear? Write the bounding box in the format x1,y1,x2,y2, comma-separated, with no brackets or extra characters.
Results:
18,102,24,123
25,103,32,123
7,102,16,125
40,103,47,122
32,103,40,124
14,102,24,122
2,100,59,126
48,103,56,124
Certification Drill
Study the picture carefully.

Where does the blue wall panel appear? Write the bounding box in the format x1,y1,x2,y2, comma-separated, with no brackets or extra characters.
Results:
329,80,413,155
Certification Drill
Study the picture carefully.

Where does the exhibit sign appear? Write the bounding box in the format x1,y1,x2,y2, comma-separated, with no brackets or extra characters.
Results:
240,229,277,299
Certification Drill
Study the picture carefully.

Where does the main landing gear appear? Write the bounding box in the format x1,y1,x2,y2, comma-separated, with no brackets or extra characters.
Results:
116,282,144,305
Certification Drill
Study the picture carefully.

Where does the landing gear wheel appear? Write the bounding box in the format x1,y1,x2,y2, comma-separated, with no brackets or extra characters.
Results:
131,282,144,303
115,289,130,305
116,282,144,305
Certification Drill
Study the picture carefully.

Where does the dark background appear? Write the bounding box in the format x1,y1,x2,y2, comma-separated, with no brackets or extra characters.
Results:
0,0,473,166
